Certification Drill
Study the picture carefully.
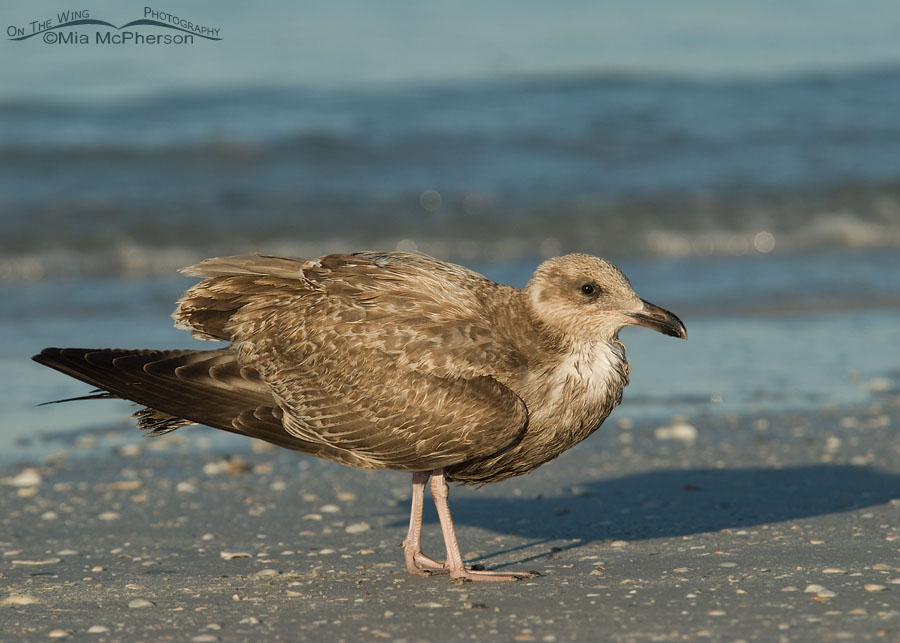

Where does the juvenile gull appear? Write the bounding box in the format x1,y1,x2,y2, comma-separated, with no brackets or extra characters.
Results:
33,251,686,581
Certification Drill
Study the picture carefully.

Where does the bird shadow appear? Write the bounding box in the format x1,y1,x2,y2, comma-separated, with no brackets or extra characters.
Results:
412,465,900,566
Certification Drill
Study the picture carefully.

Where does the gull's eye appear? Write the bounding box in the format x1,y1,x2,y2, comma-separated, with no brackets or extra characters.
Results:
580,283,596,295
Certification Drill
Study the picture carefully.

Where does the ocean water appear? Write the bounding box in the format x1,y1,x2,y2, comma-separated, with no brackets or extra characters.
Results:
3,70,900,281
2,1,899,463
5,250,900,465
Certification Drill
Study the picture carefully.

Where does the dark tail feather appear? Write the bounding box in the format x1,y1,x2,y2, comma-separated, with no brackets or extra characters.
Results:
32,347,272,436
33,347,380,467
37,391,116,406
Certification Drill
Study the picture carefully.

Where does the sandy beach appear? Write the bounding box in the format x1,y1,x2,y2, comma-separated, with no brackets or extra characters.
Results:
4,4,900,639
3,393,899,642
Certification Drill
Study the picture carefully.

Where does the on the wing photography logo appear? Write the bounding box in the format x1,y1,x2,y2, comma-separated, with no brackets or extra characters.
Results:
7,7,221,45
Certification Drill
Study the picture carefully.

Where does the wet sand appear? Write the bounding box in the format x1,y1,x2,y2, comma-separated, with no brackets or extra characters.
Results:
3,398,900,642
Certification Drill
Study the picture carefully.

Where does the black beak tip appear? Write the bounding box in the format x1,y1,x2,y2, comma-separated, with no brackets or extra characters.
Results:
657,317,687,340
632,300,687,340
665,314,688,340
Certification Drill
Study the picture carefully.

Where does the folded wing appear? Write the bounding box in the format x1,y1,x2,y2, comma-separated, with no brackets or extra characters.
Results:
170,252,530,471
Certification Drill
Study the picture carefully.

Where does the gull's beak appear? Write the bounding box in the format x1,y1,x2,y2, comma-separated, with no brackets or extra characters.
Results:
627,300,687,339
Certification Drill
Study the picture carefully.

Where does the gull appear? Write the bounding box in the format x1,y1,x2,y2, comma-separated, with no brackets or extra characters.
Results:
33,251,686,581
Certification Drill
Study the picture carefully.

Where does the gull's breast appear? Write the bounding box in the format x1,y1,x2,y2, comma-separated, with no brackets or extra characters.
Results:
527,339,630,444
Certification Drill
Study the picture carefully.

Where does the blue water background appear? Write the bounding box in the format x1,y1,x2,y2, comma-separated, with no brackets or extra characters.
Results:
1,0,899,462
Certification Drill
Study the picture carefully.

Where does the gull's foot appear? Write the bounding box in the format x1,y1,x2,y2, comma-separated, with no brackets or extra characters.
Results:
402,545,449,576
450,567,541,583
402,545,540,581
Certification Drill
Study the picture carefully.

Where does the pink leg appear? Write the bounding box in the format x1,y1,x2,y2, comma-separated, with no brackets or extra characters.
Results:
401,471,448,575
430,469,539,582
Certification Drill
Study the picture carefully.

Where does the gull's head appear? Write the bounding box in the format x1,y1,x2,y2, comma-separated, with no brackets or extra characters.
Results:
525,254,687,343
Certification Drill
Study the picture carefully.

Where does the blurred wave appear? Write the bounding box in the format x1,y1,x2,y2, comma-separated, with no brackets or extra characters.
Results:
2,69,900,281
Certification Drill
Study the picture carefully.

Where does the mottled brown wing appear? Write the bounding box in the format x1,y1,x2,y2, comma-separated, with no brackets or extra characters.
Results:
32,347,384,470
176,253,530,471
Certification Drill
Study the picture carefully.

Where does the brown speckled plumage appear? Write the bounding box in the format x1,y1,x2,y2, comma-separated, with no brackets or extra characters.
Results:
34,251,685,581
